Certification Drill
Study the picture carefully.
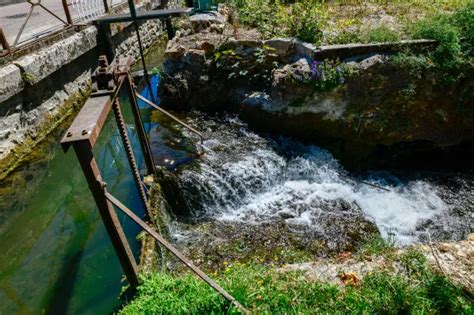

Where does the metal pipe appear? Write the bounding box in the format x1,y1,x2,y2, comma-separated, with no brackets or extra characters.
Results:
104,191,249,314
135,93,205,143
126,0,157,104
338,172,391,192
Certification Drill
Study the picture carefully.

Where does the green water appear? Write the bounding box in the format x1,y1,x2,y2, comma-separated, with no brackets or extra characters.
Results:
0,90,148,314
0,37,195,313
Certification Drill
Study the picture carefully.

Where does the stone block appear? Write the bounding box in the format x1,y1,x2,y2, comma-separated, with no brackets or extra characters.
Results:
293,39,318,59
0,64,24,103
264,38,293,57
15,27,97,85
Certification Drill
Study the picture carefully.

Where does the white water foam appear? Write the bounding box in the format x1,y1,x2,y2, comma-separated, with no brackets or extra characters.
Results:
180,117,457,245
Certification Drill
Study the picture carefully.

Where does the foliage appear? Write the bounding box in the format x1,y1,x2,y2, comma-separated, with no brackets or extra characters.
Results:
119,257,472,314
227,0,326,44
229,0,275,36
308,59,351,92
410,17,462,66
451,2,474,56
225,0,472,48
214,46,279,85
406,3,473,84
361,26,400,43
282,0,326,44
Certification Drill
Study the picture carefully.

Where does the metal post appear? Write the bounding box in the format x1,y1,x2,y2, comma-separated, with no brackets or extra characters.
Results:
103,0,110,13
126,75,157,175
97,23,115,62
0,27,11,55
165,18,175,39
111,98,150,212
127,0,157,104
72,140,139,286
61,0,73,25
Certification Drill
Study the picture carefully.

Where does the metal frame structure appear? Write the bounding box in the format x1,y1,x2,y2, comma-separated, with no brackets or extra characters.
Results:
0,27,11,56
61,55,247,313
0,0,141,57
11,0,71,48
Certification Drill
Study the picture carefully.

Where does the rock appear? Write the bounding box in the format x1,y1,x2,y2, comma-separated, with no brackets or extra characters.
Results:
264,38,293,58
293,39,318,59
422,240,474,293
165,44,186,60
199,41,216,55
271,58,313,102
143,175,154,186
468,233,474,241
183,49,207,66
14,27,97,85
189,13,226,33
0,64,24,103
352,54,385,71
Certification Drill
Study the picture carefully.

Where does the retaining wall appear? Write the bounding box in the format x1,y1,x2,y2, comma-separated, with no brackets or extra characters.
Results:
0,0,179,159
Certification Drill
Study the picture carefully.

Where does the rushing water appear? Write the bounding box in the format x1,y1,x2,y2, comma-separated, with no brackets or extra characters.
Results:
159,113,473,247
1,40,473,313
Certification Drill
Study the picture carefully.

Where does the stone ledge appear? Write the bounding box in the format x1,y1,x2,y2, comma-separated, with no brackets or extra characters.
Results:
0,64,23,103
14,27,98,86
315,39,438,60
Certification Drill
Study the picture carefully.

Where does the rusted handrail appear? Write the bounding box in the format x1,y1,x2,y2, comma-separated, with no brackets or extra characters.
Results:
136,92,206,143
0,27,11,56
104,190,249,314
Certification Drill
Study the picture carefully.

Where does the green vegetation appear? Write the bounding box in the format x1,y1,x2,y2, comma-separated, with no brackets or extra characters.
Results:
361,26,400,43
356,233,395,258
225,0,472,46
120,253,472,314
309,59,351,92
227,0,326,43
214,45,279,85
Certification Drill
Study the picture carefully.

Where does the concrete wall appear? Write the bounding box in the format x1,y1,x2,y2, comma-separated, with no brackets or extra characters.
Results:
0,0,179,159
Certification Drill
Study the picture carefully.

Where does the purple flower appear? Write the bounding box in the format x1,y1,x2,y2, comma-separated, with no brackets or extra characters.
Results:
310,60,320,80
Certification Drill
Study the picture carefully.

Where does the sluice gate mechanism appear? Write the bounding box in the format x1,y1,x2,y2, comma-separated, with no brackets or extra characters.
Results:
60,54,248,313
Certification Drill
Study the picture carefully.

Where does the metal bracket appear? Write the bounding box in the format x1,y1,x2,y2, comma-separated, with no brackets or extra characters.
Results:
91,55,117,96
91,55,133,96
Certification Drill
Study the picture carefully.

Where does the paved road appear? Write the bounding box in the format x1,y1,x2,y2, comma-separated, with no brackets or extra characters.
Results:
0,0,126,47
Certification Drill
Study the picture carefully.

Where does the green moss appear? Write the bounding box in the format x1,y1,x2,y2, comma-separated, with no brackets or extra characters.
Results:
0,85,91,181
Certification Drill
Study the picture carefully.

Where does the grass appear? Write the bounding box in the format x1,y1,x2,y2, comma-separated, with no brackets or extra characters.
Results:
356,233,395,259
225,0,472,46
119,255,473,314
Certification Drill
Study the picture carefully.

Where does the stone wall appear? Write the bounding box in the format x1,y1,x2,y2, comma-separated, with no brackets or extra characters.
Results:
0,0,180,159
160,13,473,169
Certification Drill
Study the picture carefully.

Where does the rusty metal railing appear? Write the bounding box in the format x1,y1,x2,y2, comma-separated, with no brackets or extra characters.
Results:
60,55,248,312
0,0,130,56
136,93,206,143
